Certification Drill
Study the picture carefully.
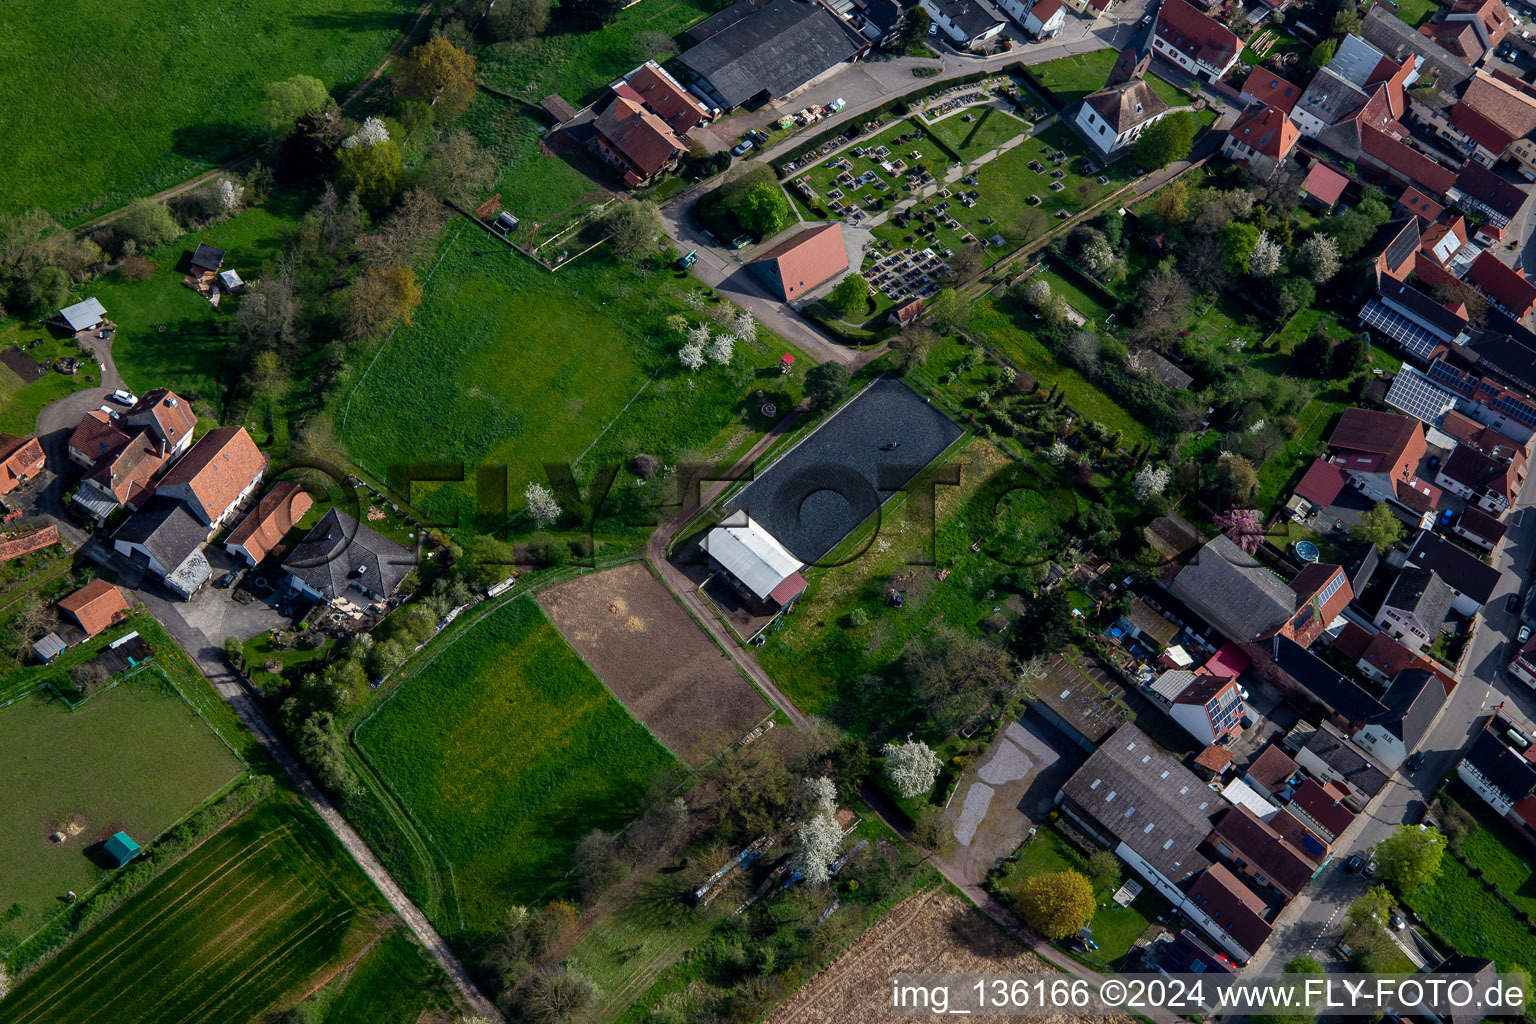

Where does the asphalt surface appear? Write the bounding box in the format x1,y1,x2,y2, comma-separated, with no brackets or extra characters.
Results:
727,375,962,562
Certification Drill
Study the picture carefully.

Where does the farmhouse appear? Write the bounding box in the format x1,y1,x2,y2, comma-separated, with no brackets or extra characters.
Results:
590,95,691,188
0,433,45,497
282,508,412,604
152,426,267,530
1150,0,1242,82
225,481,312,566
71,429,171,523
53,297,107,335
676,0,869,111
112,497,214,599
1165,535,1352,646
701,512,808,610
750,222,850,301
57,579,130,638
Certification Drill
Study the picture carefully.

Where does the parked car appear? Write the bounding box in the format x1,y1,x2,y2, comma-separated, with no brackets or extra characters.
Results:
97,405,120,420
1344,853,1364,873
1521,625,1532,644
1508,592,1521,614
216,570,240,589
731,139,754,157
1390,912,1407,931
928,20,939,33
1406,752,1425,773
1363,859,1378,878
110,388,136,405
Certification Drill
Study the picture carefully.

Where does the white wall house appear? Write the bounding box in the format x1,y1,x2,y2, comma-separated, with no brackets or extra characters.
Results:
921,0,1007,45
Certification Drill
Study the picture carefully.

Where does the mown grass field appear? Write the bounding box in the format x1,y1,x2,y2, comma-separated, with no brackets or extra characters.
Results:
924,107,1029,161
306,928,453,1023
0,0,416,223
0,797,387,1024
334,240,808,530
0,672,241,948
356,597,678,935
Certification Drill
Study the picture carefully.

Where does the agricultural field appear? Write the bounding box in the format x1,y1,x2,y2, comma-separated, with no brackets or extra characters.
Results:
536,562,770,765
0,797,396,1024
283,928,457,1024
355,596,678,934
768,889,1130,1024
0,671,242,948
334,238,809,531
0,0,417,223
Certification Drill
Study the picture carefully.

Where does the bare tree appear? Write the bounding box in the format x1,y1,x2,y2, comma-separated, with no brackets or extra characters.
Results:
356,189,446,268
236,274,303,352
423,130,498,205
520,966,600,1024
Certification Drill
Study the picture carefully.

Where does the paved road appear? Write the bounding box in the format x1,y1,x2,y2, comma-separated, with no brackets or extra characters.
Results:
1247,465,1536,973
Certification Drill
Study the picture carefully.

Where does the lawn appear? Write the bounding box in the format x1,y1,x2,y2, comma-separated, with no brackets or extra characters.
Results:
1408,851,1536,980
0,797,395,1024
355,597,678,936
0,672,242,948
0,321,99,435
334,238,808,533
995,822,1165,968
0,0,417,223
925,106,1031,162
302,928,455,1024
967,295,1149,444
1028,49,1121,107
1390,0,1442,27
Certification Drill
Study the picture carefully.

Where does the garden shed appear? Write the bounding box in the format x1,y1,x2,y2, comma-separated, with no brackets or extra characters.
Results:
103,831,141,867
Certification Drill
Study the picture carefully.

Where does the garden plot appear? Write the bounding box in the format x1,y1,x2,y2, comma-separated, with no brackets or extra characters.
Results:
536,562,769,765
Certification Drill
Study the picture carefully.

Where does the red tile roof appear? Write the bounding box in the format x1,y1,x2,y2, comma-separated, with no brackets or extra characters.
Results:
622,62,711,134
0,433,44,495
86,433,169,506
1397,186,1444,223
1302,162,1349,205
1452,0,1514,47
226,481,313,564
1333,621,1376,661
69,410,131,463
58,579,129,637
1294,458,1350,507
1467,250,1536,317
1241,67,1302,113
1290,777,1357,838
751,222,849,301
1329,408,1423,461
593,96,687,184
1210,805,1317,896
1360,125,1456,195
126,388,196,452
1426,18,1487,61
1186,864,1273,955
1227,102,1299,160
1154,0,1241,68
1245,744,1299,793
1196,744,1235,772
156,426,267,524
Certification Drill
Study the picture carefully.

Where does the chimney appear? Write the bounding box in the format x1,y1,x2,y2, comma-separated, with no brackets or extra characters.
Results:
160,438,167,458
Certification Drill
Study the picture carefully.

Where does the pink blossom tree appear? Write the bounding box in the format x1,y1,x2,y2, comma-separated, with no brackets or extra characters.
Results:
1214,507,1264,553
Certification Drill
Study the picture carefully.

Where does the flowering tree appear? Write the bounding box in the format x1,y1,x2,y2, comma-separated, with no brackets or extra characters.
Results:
679,341,706,371
789,812,843,884
1080,235,1116,276
882,739,941,798
707,332,735,365
1214,507,1265,553
1133,464,1170,501
685,323,710,348
525,482,562,527
1250,230,1282,277
1047,439,1072,465
343,116,390,149
216,177,245,215
1297,234,1340,284
801,776,837,818
731,310,757,342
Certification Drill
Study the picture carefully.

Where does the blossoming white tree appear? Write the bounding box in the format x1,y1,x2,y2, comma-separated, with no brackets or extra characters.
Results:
801,776,837,818
679,341,706,371
882,738,941,799
1250,230,1282,277
1133,464,1170,501
1048,439,1072,465
789,812,843,884
216,176,245,215
731,310,757,342
707,332,735,365
525,482,562,527
343,116,390,149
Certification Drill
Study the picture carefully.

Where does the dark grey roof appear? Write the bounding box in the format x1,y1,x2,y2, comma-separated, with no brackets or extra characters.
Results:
1303,720,1391,796
927,0,1005,39
1452,162,1529,222
1166,535,1296,641
190,242,226,271
1296,68,1368,127
1379,276,1468,340
1382,218,1420,271
1465,325,1536,395
860,0,902,33
112,497,209,573
32,633,66,661
1381,566,1456,632
1461,729,1536,803
1343,541,1379,594
1407,530,1502,605
1265,636,1385,725
281,508,413,601
1362,6,1474,101
1060,724,1226,885
1371,668,1447,750
677,0,865,108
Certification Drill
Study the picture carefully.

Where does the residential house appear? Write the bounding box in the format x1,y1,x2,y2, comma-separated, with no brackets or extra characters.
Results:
71,430,170,523
921,0,1007,45
57,579,129,638
1356,628,1455,688
1438,408,1529,459
1057,724,1230,907
1372,218,1421,281
0,434,45,497
1359,124,1458,196
1240,67,1303,114
677,0,870,110
1166,535,1352,647
1243,744,1301,799
1426,0,1514,64
1454,504,1509,549
615,61,713,134
1398,186,1445,223
1506,636,1536,687
1354,667,1452,768
1182,863,1274,963
1457,713,1536,843
1405,528,1502,615
590,97,690,187
67,410,130,469
1418,215,1469,269
282,508,413,604
1297,719,1392,806
1207,804,1320,901
1362,6,1476,101
1287,777,1358,843
111,497,214,599
52,297,107,335
1063,0,1112,18
124,388,197,459
1441,71,1536,165
1001,0,1065,36
1157,928,1242,975
1150,0,1241,82
1465,250,1536,319
1360,275,1472,361
1222,103,1300,179
1376,566,1456,651
1075,46,1171,155
225,481,313,566
1448,160,1531,228
1436,437,1527,512
151,426,266,531
1326,407,1444,514
1253,635,1386,729
1289,457,1351,520
1148,669,1247,745
1395,358,1536,442
749,222,849,301
1293,68,1372,140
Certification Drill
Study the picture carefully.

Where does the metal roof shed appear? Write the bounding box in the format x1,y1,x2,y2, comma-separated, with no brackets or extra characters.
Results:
56,297,106,333
103,831,141,867
702,514,804,603
32,632,66,663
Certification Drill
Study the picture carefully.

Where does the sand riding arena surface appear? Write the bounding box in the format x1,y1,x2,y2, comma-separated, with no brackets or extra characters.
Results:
768,889,1135,1024
537,562,770,764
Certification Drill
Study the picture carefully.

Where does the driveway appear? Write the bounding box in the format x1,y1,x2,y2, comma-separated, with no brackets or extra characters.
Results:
27,329,125,544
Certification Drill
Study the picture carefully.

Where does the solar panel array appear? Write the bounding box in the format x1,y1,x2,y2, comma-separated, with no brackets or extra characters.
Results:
1386,368,1458,424
1359,300,1441,361
1427,358,1479,396
1488,389,1536,427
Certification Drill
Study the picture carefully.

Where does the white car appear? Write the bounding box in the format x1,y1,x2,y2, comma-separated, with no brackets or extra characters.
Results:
110,389,136,405
98,405,120,420
1521,625,1532,644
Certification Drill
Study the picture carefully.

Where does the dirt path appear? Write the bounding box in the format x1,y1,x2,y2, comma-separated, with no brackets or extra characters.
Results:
74,0,436,232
